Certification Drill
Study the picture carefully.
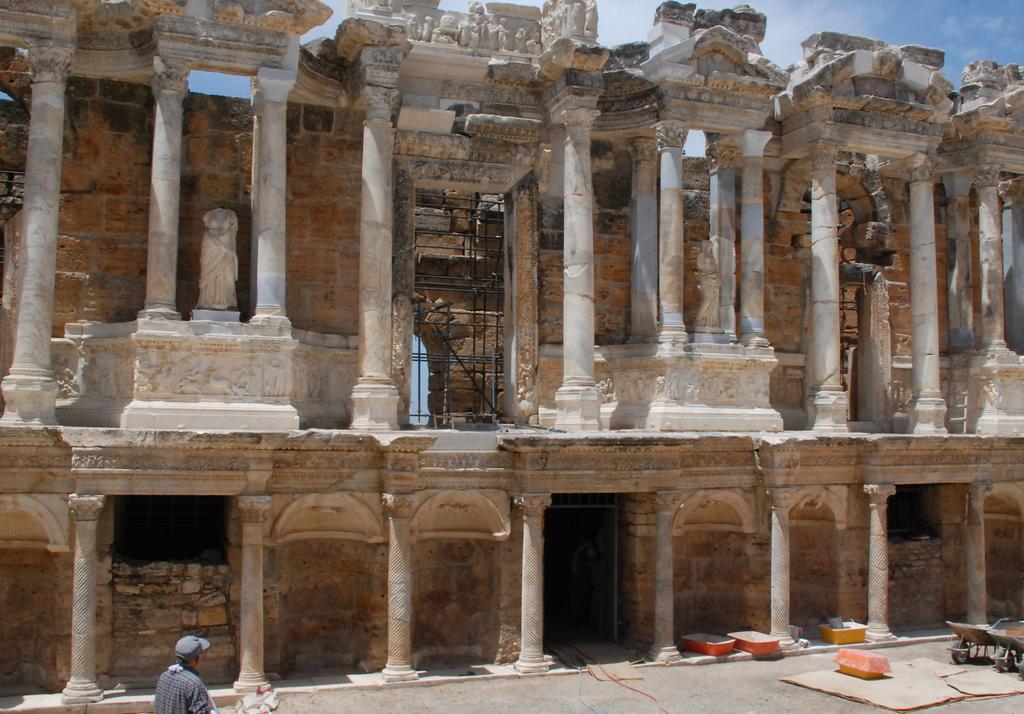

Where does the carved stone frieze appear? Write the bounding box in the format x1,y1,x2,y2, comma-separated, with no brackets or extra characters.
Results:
463,114,542,144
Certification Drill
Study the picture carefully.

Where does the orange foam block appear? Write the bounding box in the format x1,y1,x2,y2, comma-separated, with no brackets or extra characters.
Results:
834,648,891,680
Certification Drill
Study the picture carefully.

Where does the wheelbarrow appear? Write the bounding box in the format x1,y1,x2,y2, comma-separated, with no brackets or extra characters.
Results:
987,621,1024,673
947,620,1001,664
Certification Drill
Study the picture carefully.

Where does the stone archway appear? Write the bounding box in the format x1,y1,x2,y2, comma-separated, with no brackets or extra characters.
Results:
672,490,762,637
789,498,841,633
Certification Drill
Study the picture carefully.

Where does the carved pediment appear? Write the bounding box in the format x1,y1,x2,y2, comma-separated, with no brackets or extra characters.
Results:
953,60,1024,139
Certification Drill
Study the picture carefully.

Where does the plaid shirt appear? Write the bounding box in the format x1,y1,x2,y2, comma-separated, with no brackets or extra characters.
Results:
154,664,215,714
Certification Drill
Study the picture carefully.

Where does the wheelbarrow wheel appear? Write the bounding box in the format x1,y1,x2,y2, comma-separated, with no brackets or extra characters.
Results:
952,648,969,665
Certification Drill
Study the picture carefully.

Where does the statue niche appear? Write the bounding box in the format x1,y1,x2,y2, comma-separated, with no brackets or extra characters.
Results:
195,208,240,318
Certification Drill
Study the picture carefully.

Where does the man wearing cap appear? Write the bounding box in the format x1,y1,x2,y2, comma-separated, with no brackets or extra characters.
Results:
154,635,219,714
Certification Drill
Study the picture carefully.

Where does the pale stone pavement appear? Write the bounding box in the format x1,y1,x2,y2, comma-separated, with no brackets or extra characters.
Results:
282,642,1021,713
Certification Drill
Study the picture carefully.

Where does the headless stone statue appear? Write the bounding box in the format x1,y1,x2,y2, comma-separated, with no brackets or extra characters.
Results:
694,241,721,330
197,208,239,311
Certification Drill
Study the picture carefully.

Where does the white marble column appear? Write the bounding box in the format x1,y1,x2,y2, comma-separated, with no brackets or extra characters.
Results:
515,494,551,673
382,494,417,681
908,161,948,433
0,46,73,426
139,58,189,320
768,488,797,650
739,130,772,348
234,495,271,692
655,120,688,352
250,67,295,326
629,137,659,342
976,166,1008,353
62,494,105,705
650,492,682,663
806,144,848,432
943,173,975,351
554,108,601,431
1001,178,1024,354
351,87,400,431
966,481,992,624
864,484,896,642
709,138,738,342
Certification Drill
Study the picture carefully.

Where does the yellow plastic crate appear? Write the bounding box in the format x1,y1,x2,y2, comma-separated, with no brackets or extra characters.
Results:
819,624,868,645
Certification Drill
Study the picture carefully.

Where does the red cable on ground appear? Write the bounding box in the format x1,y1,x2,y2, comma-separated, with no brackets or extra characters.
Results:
569,642,672,714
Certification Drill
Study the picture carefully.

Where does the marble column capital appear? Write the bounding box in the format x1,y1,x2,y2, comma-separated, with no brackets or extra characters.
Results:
238,495,272,524
808,143,838,173
28,45,73,84
863,483,896,504
652,490,685,512
68,494,105,521
767,487,795,510
629,135,658,164
707,141,739,172
654,120,687,151
906,155,937,184
152,56,190,96
560,107,599,143
254,67,296,107
362,85,400,122
999,176,1024,205
740,129,772,158
382,493,415,519
515,493,552,517
969,480,994,501
975,164,1003,189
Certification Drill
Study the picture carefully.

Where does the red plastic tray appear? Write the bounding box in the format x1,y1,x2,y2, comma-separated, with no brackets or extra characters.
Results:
727,631,782,655
681,633,736,656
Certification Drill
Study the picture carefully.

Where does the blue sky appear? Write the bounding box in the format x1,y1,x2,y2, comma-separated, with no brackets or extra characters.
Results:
190,0,1023,97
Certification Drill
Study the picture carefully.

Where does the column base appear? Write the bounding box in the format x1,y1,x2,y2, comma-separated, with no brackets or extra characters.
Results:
772,632,798,651
909,396,948,434
649,644,682,664
657,326,688,355
554,383,601,431
250,310,291,328
137,306,181,320
351,378,400,431
1,371,58,425
233,673,270,693
806,389,849,432
61,679,103,704
865,626,897,643
381,664,419,682
514,654,550,674
741,334,770,349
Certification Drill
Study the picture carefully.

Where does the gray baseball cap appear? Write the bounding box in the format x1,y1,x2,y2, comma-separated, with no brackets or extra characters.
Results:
175,635,211,664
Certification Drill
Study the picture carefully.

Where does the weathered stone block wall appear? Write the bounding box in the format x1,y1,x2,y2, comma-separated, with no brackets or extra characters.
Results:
0,550,68,692
928,484,968,621
617,494,653,650
590,139,631,344
108,560,236,684
272,540,387,675
985,515,1023,620
789,514,839,632
889,537,945,628
674,531,762,636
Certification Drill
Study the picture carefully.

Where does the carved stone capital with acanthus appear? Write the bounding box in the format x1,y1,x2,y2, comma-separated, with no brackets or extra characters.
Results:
652,490,685,513
707,141,739,172
382,493,415,519
863,483,896,504
362,85,400,123
767,487,795,510
906,155,936,184
974,164,1002,189
238,495,272,524
152,57,190,96
655,120,687,151
999,177,1024,205
515,494,552,518
68,494,105,521
28,45,73,85
558,107,599,144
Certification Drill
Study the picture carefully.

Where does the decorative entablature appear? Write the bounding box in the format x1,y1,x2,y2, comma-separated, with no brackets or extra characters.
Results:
594,43,659,135
639,3,784,135
938,60,1024,175
153,14,291,75
539,40,608,118
0,0,77,49
334,16,409,92
135,0,331,36
776,32,950,159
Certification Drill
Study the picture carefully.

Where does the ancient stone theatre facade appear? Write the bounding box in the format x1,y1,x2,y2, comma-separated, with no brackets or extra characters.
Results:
0,0,1023,703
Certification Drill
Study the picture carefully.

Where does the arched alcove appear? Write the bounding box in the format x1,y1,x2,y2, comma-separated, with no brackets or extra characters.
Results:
984,486,1024,620
789,493,841,633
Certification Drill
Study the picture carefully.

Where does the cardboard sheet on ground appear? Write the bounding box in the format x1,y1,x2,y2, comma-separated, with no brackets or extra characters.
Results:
549,640,643,681
782,669,967,711
945,669,1024,696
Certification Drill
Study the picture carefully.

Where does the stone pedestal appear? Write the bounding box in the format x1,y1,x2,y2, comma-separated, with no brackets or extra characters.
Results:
965,481,992,624
739,130,772,348
554,108,601,431
650,492,682,663
139,58,189,321
62,494,105,705
629,137,659,342
864,485,897,642
805,145,848,432
655,121,688,353
234,496,271,693
1,47,72,425
352,87,400,431
768,488,797,650
251,68,295,327
907,166,947,434
382,494,417,682
515,494,551,673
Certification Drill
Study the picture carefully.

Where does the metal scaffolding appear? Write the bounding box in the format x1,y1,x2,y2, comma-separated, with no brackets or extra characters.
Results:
411,190,505,427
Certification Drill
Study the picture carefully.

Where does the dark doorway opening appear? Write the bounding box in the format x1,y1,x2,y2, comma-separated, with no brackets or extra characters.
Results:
544,494,618,643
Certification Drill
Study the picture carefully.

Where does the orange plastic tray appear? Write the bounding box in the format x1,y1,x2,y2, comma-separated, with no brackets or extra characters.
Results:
819,623,868,645
680,633,735,657
727,631,781,655
834,648,890,679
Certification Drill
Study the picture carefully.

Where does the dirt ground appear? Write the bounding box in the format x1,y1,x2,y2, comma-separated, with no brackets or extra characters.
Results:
279,641,1023,713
